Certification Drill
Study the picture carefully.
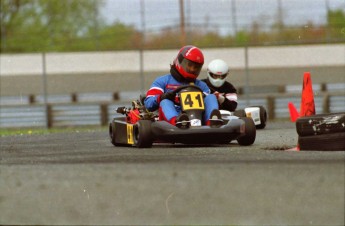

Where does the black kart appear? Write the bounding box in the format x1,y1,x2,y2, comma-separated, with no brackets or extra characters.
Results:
109,85,256,148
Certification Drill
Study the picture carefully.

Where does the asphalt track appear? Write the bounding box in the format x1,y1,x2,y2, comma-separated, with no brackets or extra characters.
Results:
0,121,344,225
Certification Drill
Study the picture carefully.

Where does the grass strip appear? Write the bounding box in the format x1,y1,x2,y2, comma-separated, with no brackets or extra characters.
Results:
0,126,106,137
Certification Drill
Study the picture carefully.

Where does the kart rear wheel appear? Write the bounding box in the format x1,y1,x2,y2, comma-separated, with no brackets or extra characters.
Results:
252,105,267,129
109,122,120,146
134,120,153,148
237,117,256,146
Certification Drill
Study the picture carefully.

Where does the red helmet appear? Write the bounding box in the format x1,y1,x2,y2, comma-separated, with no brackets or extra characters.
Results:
173,45,204,81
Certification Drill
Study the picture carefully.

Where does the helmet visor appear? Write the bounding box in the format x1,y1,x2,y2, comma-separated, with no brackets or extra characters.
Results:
209,72,228,80
181,58,203,76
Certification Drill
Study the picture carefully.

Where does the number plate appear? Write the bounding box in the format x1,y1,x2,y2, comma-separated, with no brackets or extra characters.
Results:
180,91,205,111
190,119,202,126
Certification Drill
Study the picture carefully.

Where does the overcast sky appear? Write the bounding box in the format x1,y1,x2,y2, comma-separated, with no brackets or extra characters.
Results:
101,0,345,35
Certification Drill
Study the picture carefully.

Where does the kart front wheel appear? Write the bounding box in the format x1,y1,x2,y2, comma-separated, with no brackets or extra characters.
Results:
134,120,153,148
237,117,256,146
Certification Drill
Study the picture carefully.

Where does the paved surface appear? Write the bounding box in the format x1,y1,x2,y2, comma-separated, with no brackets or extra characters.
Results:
0,122,344,225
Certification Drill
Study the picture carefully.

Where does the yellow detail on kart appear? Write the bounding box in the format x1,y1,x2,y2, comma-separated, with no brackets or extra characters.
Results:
127,124,134,144
180,91,205,111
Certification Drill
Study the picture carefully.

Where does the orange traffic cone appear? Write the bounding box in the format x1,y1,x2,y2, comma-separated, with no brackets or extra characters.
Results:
287,72,316,151
288,102,299,122
288,72,315,122
300,72,315,117
297,72,315,151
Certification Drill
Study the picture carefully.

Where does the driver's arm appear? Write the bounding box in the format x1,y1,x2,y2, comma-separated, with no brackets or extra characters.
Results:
144,78,165,111
220,93,238,111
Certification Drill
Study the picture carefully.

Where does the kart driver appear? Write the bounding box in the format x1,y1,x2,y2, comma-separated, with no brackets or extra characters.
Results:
144,45,221,128
202,59,238,112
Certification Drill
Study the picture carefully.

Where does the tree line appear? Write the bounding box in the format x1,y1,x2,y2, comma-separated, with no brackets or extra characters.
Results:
1,0,344,53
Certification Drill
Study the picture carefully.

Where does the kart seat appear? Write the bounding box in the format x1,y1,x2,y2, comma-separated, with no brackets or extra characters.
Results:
140,94,146,105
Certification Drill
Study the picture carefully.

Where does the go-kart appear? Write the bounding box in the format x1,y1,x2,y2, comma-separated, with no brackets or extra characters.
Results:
109,84,256,148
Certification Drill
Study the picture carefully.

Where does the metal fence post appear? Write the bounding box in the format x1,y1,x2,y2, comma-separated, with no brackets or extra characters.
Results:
71,93,78,103
46,104,53,128
42,52,49,128
28,94,36,104
244,45,250,106
322,93,330,114
140,0,146,95
267,96,275,120
100,103,109,126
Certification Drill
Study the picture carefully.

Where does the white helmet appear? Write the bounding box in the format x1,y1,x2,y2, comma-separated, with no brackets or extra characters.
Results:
207,59,229,87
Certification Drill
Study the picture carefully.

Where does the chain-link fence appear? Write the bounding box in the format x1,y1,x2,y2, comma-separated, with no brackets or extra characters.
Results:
1,0,344,53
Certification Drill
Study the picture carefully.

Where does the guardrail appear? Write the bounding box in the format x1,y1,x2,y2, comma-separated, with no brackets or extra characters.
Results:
0,92,120,105
1,83,344,106
1,91,344,128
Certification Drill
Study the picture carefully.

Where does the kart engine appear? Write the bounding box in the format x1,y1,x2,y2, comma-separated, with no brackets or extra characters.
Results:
116,100,156,124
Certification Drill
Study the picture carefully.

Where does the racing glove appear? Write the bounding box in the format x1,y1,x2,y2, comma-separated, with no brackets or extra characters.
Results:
214,91,225,104
160,91,175,102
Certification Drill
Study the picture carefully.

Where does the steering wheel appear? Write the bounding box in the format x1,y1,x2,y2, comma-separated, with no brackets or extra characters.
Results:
169,84,205,106
171,84,204,95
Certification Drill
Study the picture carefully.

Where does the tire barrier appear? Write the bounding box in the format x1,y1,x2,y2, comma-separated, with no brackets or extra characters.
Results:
298,132,345,151
296,112,345,151
296,112,345,136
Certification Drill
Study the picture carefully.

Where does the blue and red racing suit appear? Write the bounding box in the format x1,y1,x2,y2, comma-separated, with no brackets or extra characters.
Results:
144,73,219,125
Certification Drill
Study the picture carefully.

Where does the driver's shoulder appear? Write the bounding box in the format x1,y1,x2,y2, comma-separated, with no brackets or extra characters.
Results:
195,79,209,90
153,73,175,85
156,73,172,80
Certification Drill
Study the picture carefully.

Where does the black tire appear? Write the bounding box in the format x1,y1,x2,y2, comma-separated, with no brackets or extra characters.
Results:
237,117,256,146
251,105,267,129
298,132,345,151
109,122,120,146
134,120,153,148
296,112,345,136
